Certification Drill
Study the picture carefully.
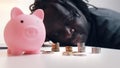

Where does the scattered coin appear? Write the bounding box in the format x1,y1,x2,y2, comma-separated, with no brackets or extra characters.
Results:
42,51,54,54
73,53,86,56
62,52,73,56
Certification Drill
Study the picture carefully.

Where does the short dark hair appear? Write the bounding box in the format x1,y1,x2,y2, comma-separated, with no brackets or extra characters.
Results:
29,0,93,23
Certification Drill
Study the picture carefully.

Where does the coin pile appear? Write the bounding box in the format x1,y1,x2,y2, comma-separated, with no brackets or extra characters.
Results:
42,41,101,55
65,46,72,52
92,47,101,54
51,42,60,52
77,43,85,52
62,46,73,56
62,45,87,56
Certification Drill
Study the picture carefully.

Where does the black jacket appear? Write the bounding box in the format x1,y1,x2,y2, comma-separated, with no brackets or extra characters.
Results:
86,8,120,49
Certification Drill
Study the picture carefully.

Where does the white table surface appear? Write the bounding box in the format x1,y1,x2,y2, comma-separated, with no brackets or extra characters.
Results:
0,46,120,68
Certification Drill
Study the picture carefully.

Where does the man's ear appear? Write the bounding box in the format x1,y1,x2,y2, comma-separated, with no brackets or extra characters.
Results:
32,9,44,20
11,7,23,19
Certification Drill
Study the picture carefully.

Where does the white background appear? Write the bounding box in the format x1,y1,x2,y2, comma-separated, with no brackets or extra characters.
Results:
0,0,120,45
0,0,34,45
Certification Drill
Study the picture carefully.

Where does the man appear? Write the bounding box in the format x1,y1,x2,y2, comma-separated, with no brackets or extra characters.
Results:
30,0,120,49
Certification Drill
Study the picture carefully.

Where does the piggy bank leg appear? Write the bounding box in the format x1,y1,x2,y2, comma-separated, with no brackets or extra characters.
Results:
7,48,23,56
25,50,40,54
7,48,11,55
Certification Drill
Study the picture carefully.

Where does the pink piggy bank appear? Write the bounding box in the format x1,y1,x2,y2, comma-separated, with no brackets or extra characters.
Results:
4,7,46,56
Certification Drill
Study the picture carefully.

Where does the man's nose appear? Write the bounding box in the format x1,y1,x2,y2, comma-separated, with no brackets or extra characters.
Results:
65,27,74,38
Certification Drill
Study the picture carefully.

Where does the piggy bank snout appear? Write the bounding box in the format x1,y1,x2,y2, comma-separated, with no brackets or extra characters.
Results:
25,26,39,38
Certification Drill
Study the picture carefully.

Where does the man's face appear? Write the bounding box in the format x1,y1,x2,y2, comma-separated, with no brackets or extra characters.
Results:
43,3,90,46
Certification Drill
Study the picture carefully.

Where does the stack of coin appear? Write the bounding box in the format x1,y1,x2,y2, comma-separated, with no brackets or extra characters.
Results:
62,46,87,56
77,43,85,52
92,47,101,54
62,46,73,56
51,42,60,52
65,46,72,52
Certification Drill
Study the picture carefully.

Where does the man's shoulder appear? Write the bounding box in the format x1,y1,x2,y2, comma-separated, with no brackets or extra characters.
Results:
87,8,120,49
89,8,120,20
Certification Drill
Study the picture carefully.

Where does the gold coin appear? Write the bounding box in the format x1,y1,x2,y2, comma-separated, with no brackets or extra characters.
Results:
65,46,72,52
51,42,60,52
42,51,54,54
62,52,73,56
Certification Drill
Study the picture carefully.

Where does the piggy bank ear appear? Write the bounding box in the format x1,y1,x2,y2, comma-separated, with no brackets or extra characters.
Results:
11,7,23,19
32,9,44,20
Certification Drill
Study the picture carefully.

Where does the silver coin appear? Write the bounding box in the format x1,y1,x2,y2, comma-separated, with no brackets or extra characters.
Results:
73,52,86,56
92,47,101,54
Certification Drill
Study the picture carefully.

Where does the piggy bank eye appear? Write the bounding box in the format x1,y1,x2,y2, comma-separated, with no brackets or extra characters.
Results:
20,20,24,23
